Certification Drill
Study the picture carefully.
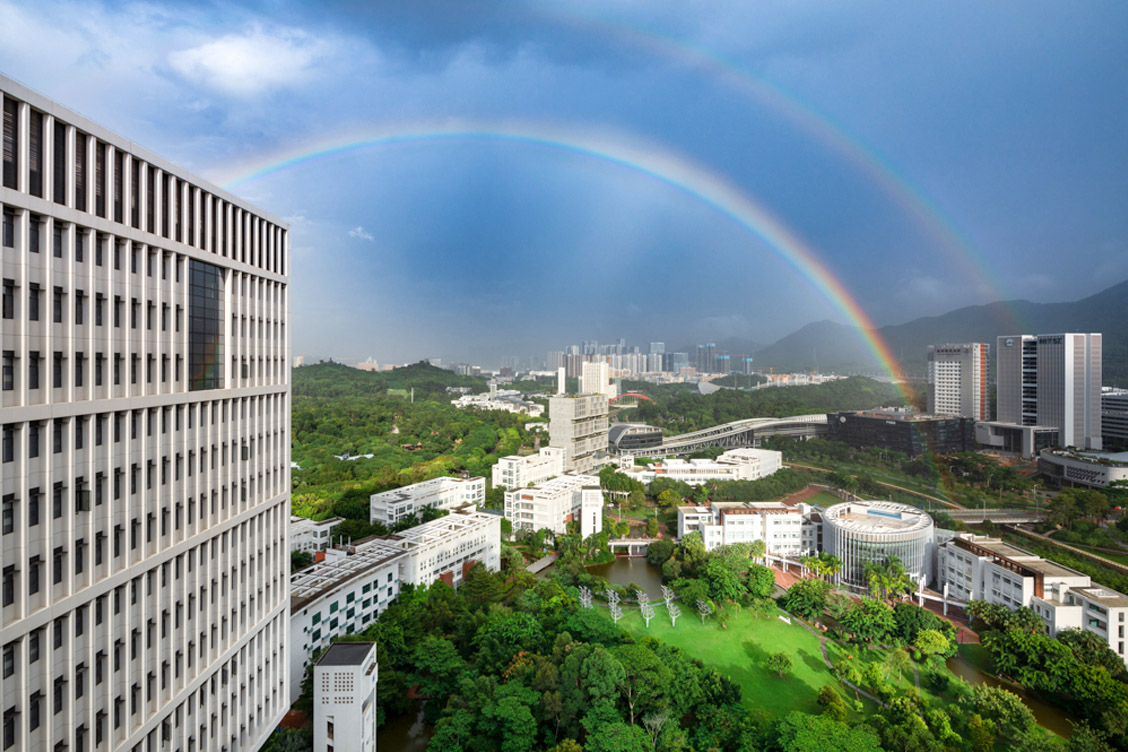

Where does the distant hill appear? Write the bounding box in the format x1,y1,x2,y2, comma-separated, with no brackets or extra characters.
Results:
752,280,1128,383
293,361,488,399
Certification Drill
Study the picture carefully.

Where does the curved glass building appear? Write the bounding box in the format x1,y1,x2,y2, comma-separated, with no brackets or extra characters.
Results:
823,501,934,586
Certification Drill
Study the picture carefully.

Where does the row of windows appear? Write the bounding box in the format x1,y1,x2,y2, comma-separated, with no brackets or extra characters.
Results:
2,93,286,275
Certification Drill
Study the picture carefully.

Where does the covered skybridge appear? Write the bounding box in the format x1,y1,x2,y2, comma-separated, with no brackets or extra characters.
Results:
615,413,828,458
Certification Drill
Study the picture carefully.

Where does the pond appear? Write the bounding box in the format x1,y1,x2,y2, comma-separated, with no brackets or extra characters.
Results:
946,653,1076,738
584,556,666,597
377,706,431,752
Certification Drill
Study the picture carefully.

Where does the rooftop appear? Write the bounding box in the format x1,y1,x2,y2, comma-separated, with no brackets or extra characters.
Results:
1075,587,1128,609
824,501,933,534
317,642,376,667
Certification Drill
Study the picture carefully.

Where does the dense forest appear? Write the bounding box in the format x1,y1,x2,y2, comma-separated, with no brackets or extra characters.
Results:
621,376,909,433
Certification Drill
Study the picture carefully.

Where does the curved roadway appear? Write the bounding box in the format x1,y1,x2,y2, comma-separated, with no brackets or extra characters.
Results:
617,413,828,457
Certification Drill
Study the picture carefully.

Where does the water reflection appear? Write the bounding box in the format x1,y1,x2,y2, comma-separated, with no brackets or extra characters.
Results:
377,706,430,752
946,654,1076,738
584,557,665,596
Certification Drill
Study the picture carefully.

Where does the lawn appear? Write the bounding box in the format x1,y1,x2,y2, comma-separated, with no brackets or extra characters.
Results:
618,603,839,716
802,490,846,508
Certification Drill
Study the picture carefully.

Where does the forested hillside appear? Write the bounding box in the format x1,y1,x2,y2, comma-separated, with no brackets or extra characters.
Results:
291,363,537,523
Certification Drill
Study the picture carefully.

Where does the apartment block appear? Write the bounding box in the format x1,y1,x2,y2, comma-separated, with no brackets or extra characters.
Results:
368,475,484,526
1,75,290,751
927,343,989,420
491,447,565,490
313,643,378,752
503,473,603,536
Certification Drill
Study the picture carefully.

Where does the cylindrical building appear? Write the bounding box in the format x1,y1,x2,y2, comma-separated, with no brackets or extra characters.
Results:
823,501,935,586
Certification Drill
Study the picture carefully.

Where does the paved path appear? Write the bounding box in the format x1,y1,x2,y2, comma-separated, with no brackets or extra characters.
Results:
525,553,558,574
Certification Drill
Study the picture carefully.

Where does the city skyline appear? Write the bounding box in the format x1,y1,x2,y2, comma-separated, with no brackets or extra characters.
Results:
1,1,1125,368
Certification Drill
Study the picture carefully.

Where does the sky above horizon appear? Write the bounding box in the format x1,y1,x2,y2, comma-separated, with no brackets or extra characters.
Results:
2,1,1126,366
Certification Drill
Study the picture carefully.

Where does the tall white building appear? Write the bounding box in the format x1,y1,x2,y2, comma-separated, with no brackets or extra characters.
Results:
491,447,565,490
580,360,616,399
313,642,378,752
548,394,609,474
369,475,484,526
0,76,290,751
927,343,988,420
997,333,1102,449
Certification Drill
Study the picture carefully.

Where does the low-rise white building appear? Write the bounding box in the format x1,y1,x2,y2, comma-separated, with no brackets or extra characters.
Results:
289,505,500,700
504,473,604,536
677,501,818,555
292,515,345,553
622,447,782,486
452,386,545,417
370,475,486,525
492,446,566,489
314,643,379,752
1037,448,1128,490
937,535,1128,667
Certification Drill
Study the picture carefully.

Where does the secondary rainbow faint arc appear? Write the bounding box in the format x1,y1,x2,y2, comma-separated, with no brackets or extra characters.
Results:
220,123,910,392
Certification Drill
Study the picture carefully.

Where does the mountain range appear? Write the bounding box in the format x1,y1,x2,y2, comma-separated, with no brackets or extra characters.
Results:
750,279,1128,384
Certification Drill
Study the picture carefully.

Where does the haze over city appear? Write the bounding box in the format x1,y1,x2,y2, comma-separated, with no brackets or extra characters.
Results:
2,0,1126,367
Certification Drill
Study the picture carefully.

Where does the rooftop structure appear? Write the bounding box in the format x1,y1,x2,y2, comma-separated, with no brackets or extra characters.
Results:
314,643,379,752
621,447,783,486
292,515,344,553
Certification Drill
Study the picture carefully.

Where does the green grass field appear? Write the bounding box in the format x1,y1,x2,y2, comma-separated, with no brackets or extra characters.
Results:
618,603,838,715
801,490,845,507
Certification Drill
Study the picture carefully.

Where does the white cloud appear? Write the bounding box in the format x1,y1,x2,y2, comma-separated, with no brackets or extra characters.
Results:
169,25,331,97
348,226,375,241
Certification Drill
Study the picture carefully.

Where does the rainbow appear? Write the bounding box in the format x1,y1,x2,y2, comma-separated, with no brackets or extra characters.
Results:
531,6,1015,315
219,122,911,398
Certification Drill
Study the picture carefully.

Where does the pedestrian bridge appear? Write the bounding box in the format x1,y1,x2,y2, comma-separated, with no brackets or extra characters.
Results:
616,414,828,458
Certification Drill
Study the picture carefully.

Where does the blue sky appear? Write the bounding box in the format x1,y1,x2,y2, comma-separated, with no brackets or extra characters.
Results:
2,0,1126,366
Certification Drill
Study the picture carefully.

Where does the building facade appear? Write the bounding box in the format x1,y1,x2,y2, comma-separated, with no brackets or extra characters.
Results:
826,410,975,457
1103,387,1128,451
823,501,935,587
291,515,342,553
503,474,603,536
1037,448,1128,490
677,501,818,555
580,360,616,399
927,343,989,420
974,421,1059,458
0,76,289,751
548,394,609,474
491,447,564,490
313,643,378,752
997,333,1102,449
937,535,1128,667
369,475,485,526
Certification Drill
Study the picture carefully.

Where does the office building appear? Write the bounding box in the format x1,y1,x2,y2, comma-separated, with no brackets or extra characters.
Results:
607,424,663,454
937,535,1128,667
291,516,343,553
548,394,609,474
0,76,289,751
649,342,665,355
1103,387,1128,451
696,343,716,374
927,343,989,420
289,505,498,700
313,642,378,752
827,409,975,457
823,501,935,586
491,447,565,490
997,333,1102,449
677,501,819,555
503,474,603,536
369,476,485,526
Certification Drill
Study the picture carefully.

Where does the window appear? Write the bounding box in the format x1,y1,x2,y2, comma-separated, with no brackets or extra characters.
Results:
189,260,226,390
28,488,38,526
28,351,39,390
1,211,12,248
29,109,43,197
1,427,12,463
54,121,67,204
53,223,63,258
53,352,63,389
75,291,84,325
75,131,87,212
2,98,16,190
28,283,39,321
53,286,63,323
1,495,12,534
2,566,14,606
1,352,12,391
29,215,40,253
95,293,104,326
2,644,12,678
1,279,12,319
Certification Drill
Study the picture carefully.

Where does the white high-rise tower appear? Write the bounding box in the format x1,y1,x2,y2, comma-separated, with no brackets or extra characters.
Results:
1,76,290,751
